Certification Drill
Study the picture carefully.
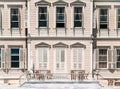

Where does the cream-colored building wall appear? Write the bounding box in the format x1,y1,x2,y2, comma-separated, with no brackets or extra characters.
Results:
30,40,92,73
29,0,92,37
94,1,120,37
0,0,26,37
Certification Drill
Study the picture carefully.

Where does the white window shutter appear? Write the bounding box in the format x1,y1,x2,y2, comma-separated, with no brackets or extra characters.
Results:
38,48,42,69
24,48,27,69
78,48,82,69
0,8,2,29
95,49,99,69
56,48,60,69
108,49,112,69
1,48,5,69
61,49,65,69
73,48,77,63
43,48,47,69
6,48,11,69
20,48,24,69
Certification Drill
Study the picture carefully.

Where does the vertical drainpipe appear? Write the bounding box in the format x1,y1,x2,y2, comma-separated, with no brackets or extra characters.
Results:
27,0,31,72
90,0,94,79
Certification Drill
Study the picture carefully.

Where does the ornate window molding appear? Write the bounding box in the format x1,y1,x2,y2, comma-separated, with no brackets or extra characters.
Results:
35,0,51,6
70,0,86,7
35,42,51,48
70,42,86,48
53,0,68,6
53,42,68,48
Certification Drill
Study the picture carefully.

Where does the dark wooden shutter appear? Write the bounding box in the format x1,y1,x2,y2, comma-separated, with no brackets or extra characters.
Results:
95,49,99,69
1,48,5,69
108,49,112,69
113,49,117,69
6,48,11,69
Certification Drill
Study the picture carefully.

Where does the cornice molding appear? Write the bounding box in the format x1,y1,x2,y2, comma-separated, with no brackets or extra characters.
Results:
70,42,86,48
94,0,120,2
70,0,86,7
35,0,51,6
53,0,68,6
35,42,51,48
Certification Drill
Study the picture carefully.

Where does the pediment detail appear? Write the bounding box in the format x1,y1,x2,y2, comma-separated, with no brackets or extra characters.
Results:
53,0,68,6
35,0,51,6
70,0,86,6
35,42,51,48
70,42,86,48
53,42,68,48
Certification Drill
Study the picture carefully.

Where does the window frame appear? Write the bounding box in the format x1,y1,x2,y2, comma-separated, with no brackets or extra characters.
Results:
99,8,109,29
72,47,83,70
38,6,48,28
10,8,20,29
74,6,83,28
116,48,120,69
56,6,65,28
117,8,120,29
11,48,20,68
37,47,49,70
55,48,66,71
98,48,108,69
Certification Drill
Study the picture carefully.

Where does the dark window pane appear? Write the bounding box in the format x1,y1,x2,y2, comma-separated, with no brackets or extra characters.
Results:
11,56,19,61
74,21,82,27
56,14,64,21
39,14,47,20
39,21,47,27
11,16,18,21
100,9,107,15
74,7,82,13
56,23,64,28
118,23,120,28
100,24,107,29
57,7,64,13
100,16,107,22
39,7,47,13
118,9,120,15
74,14,82,20
11,22,19,28
11,49,19,54
11,9,18,14
118,16,120,21
117,62,120,68
11,62,19,68
117,49,120,55
99,49,107,55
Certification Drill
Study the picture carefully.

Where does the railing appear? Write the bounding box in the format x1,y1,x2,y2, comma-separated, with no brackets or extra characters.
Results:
27,70,89,82
19,71,28,86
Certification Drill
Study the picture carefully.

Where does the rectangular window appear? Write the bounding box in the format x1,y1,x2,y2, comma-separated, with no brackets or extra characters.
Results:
74,7,82,27
116,49,120,68
11,8,19,28
99,48,107,68
99,9,108,29
38,48,48,69
56,48,65,70
38,7,47,27
117,9,120,28
11,48,19,68
56,7,65,28
0,49,1,68
72,48,83,69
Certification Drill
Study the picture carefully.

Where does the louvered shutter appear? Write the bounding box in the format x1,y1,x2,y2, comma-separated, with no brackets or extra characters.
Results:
113,49,117,69
6,48,11,69
56,48,60,69
108,49,112,69
78,48,82,69
43,48,47,69
95,49,99,69
61,49,65,69
73,48,77,69
20,48,24,69
18,8,21,29
38,48,42,69
1,48,5,69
